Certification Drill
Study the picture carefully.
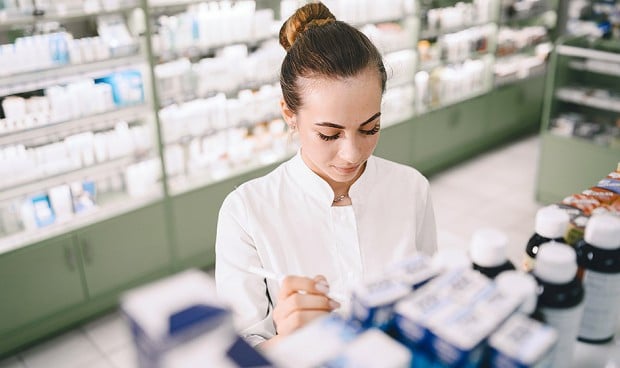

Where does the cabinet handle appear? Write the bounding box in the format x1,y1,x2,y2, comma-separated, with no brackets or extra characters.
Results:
81,240,93,266
64,246,76,272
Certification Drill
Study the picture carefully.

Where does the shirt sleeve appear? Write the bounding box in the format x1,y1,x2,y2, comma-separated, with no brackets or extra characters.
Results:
215,191,276,346
416,178,438,255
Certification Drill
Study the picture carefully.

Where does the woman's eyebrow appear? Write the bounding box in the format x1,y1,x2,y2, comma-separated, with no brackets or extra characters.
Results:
314,112,382,129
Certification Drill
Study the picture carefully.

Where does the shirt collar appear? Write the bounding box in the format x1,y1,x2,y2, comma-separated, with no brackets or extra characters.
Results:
286,149,376,207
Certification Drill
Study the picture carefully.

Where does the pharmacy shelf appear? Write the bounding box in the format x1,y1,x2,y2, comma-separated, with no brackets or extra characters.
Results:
148,0,207,13
0,153,154,202
500,6,551,23
568,60,620,77
494,63,546,86
496,40,550,59
162,111,282,146
0,54,144,97
417,87,492,115
0,1,140,30
0,104,150,148
418,51,495,72
0,188,163,256
419,20,496,40
168,148,297,196
154,34,277,64
557,45,620,63
555,88,620,113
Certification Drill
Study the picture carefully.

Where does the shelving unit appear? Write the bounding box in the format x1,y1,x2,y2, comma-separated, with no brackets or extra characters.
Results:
536,37,620,203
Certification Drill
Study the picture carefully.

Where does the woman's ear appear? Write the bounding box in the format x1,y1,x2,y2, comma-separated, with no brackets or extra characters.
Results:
280,99,296,130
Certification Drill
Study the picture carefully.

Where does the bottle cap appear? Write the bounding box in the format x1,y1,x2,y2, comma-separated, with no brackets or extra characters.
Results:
535,206,570,239
470,228,509,267
495,271,538,315
534,242,577,284
584,214,620,250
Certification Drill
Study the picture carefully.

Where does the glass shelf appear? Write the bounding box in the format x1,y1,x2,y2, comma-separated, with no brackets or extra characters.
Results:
494,63,546,87
0,104,150,148
556,88,620,113
168,148,297,196
0,188,163,256
0,54,144,97
419,21,496,40
0,153,156,202
568,60,620,78
0,1,140,30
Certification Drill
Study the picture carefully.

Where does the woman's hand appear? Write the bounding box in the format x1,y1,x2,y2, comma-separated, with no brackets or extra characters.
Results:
272,275,341,337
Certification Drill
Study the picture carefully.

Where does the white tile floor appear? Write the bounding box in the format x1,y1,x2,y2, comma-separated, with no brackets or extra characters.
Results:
1,135,618,367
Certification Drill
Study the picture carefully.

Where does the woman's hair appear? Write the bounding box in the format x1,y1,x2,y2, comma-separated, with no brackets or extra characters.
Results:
279,2,387,113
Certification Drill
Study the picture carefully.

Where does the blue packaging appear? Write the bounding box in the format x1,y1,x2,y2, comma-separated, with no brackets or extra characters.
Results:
95,70,144,107
31,193,55,228
70,180,97,213
350,278,411,331
487,314,558,368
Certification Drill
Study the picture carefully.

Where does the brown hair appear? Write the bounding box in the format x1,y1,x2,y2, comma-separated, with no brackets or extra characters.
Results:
279,2,387,113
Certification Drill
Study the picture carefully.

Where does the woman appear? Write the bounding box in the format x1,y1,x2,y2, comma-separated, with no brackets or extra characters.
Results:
215,2,437,348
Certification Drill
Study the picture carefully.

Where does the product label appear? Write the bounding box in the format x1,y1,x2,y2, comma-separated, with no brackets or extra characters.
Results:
579,271,620,341
541,304,584,368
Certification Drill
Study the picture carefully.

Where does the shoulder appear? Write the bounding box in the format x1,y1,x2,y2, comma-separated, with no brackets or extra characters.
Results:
220,159,289,212
370,156,430,188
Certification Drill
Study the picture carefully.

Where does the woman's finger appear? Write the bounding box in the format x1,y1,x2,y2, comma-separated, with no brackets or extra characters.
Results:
275,292,340,321
277,275,330,300
276,310,331,336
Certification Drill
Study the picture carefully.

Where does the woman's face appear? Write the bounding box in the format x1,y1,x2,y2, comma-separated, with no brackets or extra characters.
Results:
283,67,383,187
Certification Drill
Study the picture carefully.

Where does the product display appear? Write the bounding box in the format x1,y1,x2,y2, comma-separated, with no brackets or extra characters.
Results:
469,227,516,278
0,3,162,247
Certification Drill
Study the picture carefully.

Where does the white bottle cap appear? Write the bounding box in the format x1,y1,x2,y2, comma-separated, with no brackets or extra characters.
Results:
495,271,538,315
534,242,577,284
470,228,509,268
535,206,570,239
584,214,620,250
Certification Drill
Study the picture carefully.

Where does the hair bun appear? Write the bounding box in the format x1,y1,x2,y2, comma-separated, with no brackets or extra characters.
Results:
279,2,336,51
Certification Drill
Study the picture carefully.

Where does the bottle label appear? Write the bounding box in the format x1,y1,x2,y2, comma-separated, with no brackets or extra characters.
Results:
579,271,620,340
541,303,584,368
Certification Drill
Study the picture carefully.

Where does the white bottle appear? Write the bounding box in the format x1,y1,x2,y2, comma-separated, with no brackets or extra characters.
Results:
533,242,584,368
576,214,620,344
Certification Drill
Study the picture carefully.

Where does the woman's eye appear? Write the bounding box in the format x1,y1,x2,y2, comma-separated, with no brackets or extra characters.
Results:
360,125,380,135
318,132,340,141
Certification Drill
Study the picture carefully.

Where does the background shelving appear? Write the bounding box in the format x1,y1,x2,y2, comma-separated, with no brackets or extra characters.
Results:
537,37,620,203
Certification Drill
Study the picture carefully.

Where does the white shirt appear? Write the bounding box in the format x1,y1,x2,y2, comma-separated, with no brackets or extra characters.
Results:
215,152,437,346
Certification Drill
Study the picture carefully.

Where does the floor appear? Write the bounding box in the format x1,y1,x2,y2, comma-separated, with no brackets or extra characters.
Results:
0,135,617,368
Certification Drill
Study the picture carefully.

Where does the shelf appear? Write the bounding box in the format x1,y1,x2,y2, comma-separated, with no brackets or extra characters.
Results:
555,88,620,113
419,21,495,40
496,40,550,59
556,45,620,64
0,104,150,148
0,153,154,202
419,50,494,71
154,35,277,64
0,188,163,256
494,63,547,87
0,54,144,97
168,148,297,196
500,6,550,24
0,1,140,30
148,0,206,14
418,87,491,115
568,60,620,78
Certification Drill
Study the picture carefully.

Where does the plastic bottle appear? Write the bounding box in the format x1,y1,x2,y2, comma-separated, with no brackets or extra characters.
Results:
470,228,515,279
533,242,584,368
495,270,544,322
575,214,620,344
523,206,570,272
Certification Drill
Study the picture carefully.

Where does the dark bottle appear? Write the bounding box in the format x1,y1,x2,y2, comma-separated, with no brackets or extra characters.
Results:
523,206,569,272
576,214,620,344
533,242,585,368
470,228,515,279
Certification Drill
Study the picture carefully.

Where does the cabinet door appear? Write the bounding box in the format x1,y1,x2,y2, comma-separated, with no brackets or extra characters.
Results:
488,76,545,136
0,235,85,334
77,203,170,297
171,163,279,268
413,97,487,171
373,119,415,166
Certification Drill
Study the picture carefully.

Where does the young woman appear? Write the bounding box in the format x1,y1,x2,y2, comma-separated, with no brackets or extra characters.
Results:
215,2,437,348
